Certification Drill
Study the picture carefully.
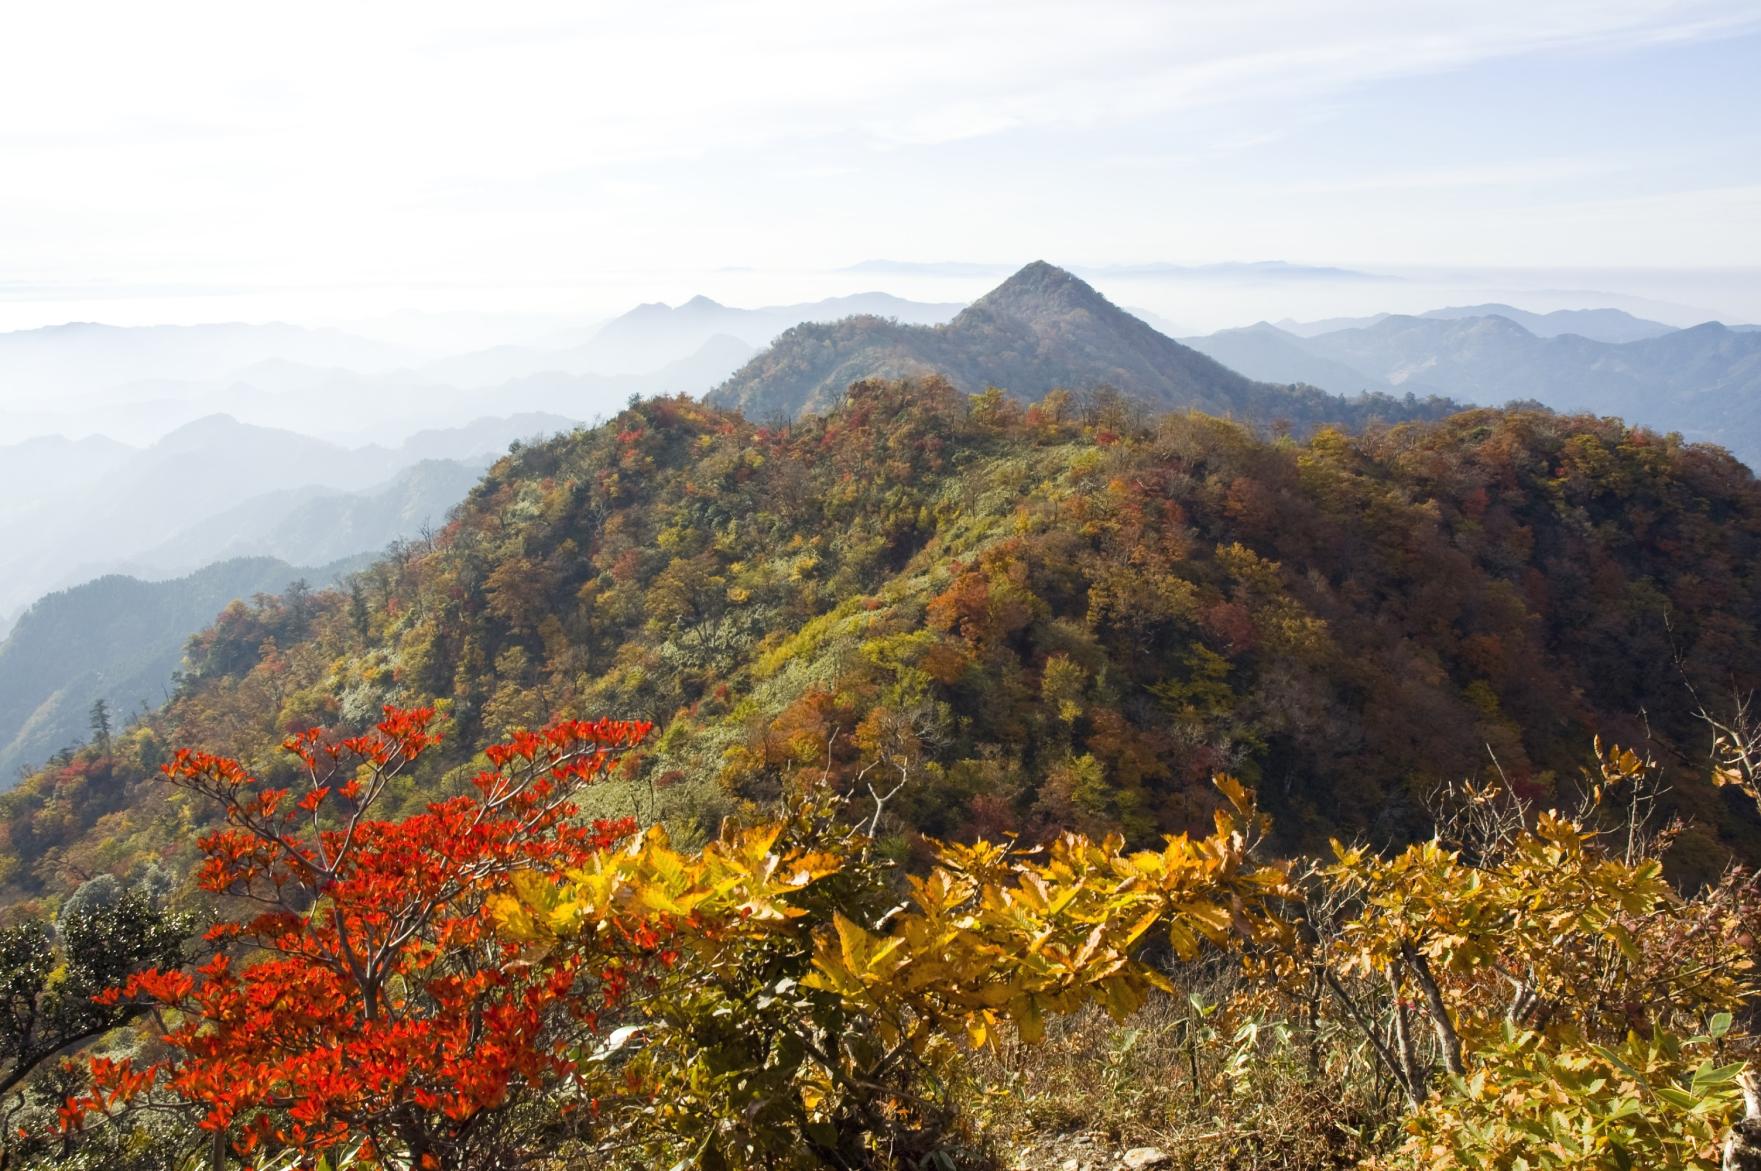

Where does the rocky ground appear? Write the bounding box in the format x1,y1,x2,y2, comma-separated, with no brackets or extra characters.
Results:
1013,1136,1171,1171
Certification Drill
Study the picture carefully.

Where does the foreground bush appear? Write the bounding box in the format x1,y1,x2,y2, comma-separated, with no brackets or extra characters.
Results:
44,707,1761,1170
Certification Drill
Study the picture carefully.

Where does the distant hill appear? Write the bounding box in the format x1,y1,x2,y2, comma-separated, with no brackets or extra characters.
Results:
413,293,962,388
1123,307,1191,337
1272,304,1675,344
1274,313,1390,338
0,413,575,617
0,555,370,781
1418,303,1675,343
0,434,136,513
385,413,578,464
12,383,1761,897
573,291,965,374
1184,312,1761,466
0,413,575,778
1303,316,1761,462
475,336,757,416
1180,322,1390,395
708,261,1452,426
129,457,495,576
211,338,750,440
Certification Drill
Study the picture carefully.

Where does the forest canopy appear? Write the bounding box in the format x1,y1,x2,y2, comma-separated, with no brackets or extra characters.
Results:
3,380,1761,1168
6,377,1760,906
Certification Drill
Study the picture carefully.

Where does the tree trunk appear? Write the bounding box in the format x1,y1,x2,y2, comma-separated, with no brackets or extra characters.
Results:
1401,944,1465,1079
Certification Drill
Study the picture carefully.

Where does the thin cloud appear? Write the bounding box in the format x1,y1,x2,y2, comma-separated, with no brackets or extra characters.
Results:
0,0,1754,307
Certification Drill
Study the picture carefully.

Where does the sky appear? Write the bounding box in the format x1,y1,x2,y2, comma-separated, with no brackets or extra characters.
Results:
1,0,1759,332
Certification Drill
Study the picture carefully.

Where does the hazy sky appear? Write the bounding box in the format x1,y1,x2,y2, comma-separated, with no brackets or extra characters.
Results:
2,1,1759,328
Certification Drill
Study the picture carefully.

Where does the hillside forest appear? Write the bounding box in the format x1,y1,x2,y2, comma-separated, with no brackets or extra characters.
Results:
3,376,1761,1168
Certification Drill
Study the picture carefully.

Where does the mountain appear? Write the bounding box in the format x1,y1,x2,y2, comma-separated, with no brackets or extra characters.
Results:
128,457,495,576
1181,322,1389,395
1271,304,1675,344
209,338,749,442
380,413,578,464
0,323,742,448
1123,307,1191,337
413,293,961,388
0,434,137,514
0,554,370,781
708,261,1452,425
1418,303,1675,343
478,335,758,415
0,413,576,618
1275,312,1390,337
0,415,572,776
0,416,373,614
573,292,965,375
1184,312,1761,465
1300,315,1761,462
10,382,1761,900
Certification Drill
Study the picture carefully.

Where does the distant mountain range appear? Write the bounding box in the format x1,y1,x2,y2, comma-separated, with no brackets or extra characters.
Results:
126,457,496,577
1271,303,1677,344
707,261,1453,428
0,554,371,781
210,338,751,443
0,293,965,447
409,291,963,390
0,321,411,401
1417,304,1678,343
1183,311,1761,464
9,275,1761,767
0,413,576,620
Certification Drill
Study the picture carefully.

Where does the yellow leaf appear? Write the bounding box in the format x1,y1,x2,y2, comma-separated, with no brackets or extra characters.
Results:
1212,772,1252,815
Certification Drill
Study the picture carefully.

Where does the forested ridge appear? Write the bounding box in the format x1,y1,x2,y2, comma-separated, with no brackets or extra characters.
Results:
708,261,1459,427
7,377,1761,902
7,379,1761,1169
0,554,375,780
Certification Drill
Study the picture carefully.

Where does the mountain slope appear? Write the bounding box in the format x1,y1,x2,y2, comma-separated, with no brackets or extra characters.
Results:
0,413,575,617
0,555,369,780
128,457,494,576
212,337,752,441
573,291,964,375
708,261,1451,426
7,382,1761,900
0,434,136,503
1303,315,1761,461
1180,322,1389,395
412,293,960,388
1419,303,1675,343
1272,304,1675,344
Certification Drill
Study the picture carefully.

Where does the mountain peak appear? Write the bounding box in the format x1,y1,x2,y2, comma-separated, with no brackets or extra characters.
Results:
706,257,1445,426
162,412,243,438
967,261,1115,321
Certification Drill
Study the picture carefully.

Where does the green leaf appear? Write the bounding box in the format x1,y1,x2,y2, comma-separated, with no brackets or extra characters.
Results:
1692,1060,1745,1089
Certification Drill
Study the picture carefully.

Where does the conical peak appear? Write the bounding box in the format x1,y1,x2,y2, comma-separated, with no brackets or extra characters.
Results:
970,261,1115,320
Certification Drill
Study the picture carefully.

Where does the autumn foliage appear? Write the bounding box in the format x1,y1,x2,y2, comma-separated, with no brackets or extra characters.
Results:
27,699,1761,1170
65,706,651,1168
